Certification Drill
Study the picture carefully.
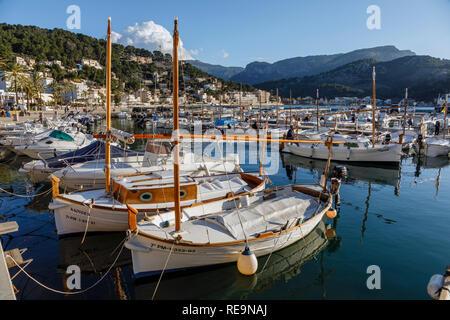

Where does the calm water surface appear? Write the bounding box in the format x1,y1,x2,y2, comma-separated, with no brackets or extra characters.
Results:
1,119,449,300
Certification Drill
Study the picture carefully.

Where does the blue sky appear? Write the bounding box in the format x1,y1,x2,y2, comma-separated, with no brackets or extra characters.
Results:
0,0,449,67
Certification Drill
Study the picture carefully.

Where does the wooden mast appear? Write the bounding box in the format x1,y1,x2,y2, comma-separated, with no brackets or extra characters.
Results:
289,89,292,125
372,66,376,148
316,89,319,131
239,83,242,126
173,18,181,232
400,88,408,144
276,88,279,128
444,94,448,139
105,18,112,192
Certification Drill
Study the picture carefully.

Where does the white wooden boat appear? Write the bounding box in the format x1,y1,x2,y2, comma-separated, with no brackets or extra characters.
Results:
124,19,336,279
413,137,450,157
125,184,332,277
19,140,141,183
49,172,265,235
283,134,402,165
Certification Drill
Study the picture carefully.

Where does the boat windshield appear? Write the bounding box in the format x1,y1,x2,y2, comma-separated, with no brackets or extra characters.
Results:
48,130,75,142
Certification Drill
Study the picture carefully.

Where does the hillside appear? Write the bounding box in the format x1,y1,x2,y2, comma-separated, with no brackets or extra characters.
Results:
229,46,416,85
254,56,450,102
186,60,243,80
0,23,254,95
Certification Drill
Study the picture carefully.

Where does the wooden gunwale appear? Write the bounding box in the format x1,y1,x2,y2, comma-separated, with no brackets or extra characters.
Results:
55,175,266,213
133,186,332,248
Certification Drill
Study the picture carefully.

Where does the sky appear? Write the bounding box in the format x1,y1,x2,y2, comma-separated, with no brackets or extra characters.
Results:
0,0,449,67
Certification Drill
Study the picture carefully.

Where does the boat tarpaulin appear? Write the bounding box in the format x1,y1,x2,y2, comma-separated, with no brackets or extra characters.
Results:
45,140,142,168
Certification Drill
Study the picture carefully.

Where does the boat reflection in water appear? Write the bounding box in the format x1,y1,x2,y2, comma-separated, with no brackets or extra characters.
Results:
412,154,449,170
411,155,449,198
57,232,131,274
134,217,334,300
281,153,402,191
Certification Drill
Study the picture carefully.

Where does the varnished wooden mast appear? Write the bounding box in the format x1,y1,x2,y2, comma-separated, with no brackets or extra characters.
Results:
239,83,242,126
316,89,319,131
105,18,112,192
372,66,376,148
400,88,408,144
276,88,279,128
444,94,448,139
173,19,181,232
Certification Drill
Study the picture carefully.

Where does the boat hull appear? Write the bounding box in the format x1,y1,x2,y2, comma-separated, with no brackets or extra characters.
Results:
284,142,402,164
126,209,326,278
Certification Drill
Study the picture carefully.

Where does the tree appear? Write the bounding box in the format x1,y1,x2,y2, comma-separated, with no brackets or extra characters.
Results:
4,62,25,107
49,81,62,106
31,71,45,106
20,76,34,110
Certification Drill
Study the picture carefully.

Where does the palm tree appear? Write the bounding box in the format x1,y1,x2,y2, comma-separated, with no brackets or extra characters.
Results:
31,71,45,107
20,76,35,111
0,56,8,70
4,63,26,108
50,81,62,107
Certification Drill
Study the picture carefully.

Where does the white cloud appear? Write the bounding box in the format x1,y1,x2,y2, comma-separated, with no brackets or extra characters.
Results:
190,48,202,56
112,21,193,60
110,31,122,43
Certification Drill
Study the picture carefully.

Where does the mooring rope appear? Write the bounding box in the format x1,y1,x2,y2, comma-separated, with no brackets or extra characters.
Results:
151,241,175,300
0,186,52,198
5,239,125,296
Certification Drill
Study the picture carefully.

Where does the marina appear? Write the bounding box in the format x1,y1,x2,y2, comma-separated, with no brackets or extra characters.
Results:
0,3,449,304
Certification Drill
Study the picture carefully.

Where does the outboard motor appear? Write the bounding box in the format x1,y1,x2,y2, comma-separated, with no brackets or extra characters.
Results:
330,177,342,207
332,166,347,179
417,134,425,149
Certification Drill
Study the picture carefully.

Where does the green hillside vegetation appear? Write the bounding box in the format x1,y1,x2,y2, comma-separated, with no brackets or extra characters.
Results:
0,23,255,101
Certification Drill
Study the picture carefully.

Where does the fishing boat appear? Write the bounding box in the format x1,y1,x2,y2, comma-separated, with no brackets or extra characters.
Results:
50,139,243,190
133,218,330,299
124,19,336,278
413,94,449,157
283,133,402,164
20,139,142,183
48,19,265,236
413,136,450,157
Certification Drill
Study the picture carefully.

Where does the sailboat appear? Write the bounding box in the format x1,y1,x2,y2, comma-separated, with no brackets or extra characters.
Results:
413,94,450,157
124,19,335,278
48,19,265,236
282,67,403,165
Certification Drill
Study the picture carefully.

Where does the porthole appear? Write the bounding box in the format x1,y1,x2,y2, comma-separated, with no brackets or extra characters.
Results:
180,190,187,199
139,192,153,202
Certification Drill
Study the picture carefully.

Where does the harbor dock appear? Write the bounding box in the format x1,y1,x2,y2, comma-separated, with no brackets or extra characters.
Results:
0,221,19,300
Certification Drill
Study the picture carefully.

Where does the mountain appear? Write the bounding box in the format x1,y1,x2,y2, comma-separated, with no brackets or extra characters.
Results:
229,46,416,85
186,60,244,80
254,55,450,102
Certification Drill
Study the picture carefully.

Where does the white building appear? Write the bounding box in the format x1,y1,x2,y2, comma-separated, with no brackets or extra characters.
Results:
81,59,103,70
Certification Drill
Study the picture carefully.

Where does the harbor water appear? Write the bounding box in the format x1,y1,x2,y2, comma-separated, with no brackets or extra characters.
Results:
1,119,449,300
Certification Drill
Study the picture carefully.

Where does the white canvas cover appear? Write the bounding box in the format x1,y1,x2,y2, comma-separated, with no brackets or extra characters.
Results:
213,190,319,240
